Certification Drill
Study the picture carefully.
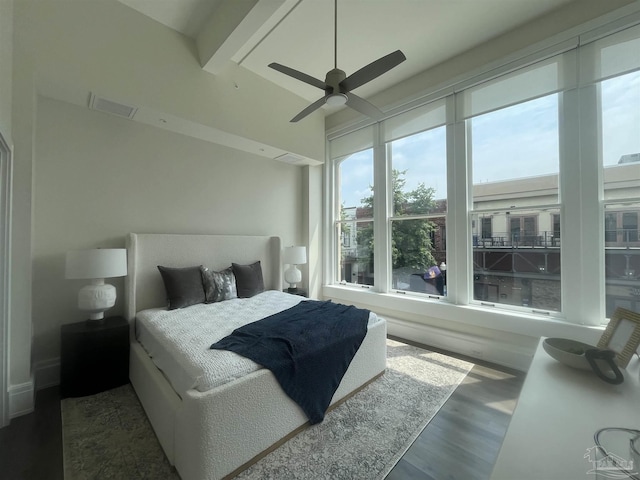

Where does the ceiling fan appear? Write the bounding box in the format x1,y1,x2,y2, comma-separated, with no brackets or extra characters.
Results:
268,0,406,123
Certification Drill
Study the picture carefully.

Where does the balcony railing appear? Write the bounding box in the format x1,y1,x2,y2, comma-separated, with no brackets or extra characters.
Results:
472,231,560,248
472,229,640,249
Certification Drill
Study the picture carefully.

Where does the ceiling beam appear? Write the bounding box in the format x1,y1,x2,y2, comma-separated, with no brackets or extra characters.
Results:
196,0,290,75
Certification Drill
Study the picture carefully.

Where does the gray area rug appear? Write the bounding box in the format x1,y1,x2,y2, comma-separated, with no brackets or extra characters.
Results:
62,339,473,479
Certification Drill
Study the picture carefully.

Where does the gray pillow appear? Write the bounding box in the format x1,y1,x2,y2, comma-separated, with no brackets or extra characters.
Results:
232,261,265,298
201,266,238,303
157,265,205,310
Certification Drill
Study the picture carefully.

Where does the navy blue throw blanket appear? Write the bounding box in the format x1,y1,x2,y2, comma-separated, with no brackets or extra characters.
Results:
210,300,370,424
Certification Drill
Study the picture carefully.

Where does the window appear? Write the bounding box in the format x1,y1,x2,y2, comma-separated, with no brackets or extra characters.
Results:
481,217,492,239
552,214,561,244
330,125,375,286
335,149,374,286
622,212,638,243
469,92,561,311
599,63,640,315
330,101,447,293
605,213,617,243
341,230,350,247
326,15,640,327
388,126,447,295
506,216,539,245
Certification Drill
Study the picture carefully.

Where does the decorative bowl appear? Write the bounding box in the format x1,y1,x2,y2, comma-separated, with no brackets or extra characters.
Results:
542,337,597,370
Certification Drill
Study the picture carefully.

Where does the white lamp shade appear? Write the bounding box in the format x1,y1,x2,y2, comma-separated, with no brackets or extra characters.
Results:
283,246,307,265
66,249,127,279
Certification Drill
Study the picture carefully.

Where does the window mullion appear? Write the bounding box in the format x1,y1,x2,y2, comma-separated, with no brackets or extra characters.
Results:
561,85,604,325
324,138,336,285
448,94,471,304
372,123,389,293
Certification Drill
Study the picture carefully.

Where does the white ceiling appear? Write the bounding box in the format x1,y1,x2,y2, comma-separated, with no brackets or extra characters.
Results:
118,0,576,109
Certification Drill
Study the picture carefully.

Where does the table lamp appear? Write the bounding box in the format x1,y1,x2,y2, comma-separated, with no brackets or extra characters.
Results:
65,248,128,321
283,246,307,292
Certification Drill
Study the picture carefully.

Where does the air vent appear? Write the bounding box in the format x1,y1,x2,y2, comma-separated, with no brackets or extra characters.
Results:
89,93,138,119
275,153,305,165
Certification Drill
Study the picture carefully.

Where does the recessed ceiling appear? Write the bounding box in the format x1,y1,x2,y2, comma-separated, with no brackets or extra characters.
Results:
118,0,576,107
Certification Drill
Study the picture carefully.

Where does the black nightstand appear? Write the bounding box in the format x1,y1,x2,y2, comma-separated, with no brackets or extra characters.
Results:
284,288,308,297
60,316,130,398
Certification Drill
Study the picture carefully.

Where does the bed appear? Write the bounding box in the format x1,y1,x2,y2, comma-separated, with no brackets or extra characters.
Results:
125,233,387,480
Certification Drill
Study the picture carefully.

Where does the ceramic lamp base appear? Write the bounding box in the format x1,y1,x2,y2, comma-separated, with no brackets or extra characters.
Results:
77,279,116,321
284,265,302,290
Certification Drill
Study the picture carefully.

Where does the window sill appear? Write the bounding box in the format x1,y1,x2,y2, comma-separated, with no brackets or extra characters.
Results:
322,284,604,344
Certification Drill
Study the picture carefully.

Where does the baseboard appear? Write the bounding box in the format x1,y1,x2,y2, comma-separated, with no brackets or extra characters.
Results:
8,379,34,419
34,357,60,391
386,316,535,372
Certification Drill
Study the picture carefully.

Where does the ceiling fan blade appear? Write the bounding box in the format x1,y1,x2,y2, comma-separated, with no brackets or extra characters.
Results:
268,63,327,90
345,93,384,121
290,96,327,123
340,50,406,92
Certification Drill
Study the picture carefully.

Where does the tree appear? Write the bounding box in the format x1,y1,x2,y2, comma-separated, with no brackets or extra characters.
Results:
356,170,438,284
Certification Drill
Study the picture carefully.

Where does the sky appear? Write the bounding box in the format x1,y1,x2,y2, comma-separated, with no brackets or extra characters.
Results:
339,71,640,208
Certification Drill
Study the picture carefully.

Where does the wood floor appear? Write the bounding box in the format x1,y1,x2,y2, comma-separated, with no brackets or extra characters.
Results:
0,387,63,479
385,337,525,480
0,338,524,480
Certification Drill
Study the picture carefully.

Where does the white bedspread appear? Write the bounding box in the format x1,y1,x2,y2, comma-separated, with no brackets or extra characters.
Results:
135,290,381,398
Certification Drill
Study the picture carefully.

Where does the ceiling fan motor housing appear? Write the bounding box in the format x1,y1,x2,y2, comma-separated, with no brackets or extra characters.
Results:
325,68,347,94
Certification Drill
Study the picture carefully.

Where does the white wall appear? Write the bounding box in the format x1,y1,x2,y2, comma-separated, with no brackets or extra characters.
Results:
24,0,324,162
9,0,323,413
31,96,303,376
0,0,12,142
10,0,37,417
0,0,14,425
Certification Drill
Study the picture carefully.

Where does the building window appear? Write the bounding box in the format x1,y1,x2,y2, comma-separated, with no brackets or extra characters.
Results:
623,212,638,243
552,214,561,244
481,217,492,239
605,213,617,243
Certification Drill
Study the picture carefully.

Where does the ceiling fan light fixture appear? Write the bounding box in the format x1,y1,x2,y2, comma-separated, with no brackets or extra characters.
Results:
326,93,348,106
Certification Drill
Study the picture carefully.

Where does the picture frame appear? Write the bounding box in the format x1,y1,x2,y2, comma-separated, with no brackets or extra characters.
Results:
597,307,640,368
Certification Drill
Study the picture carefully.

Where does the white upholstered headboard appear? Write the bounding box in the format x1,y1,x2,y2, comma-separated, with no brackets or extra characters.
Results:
125,233,282,321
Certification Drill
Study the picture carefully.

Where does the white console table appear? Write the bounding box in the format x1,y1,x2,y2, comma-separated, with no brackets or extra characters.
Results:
491,338,640,480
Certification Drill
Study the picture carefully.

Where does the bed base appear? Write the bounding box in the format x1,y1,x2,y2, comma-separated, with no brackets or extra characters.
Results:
222,370,385,480
130,317,387,480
